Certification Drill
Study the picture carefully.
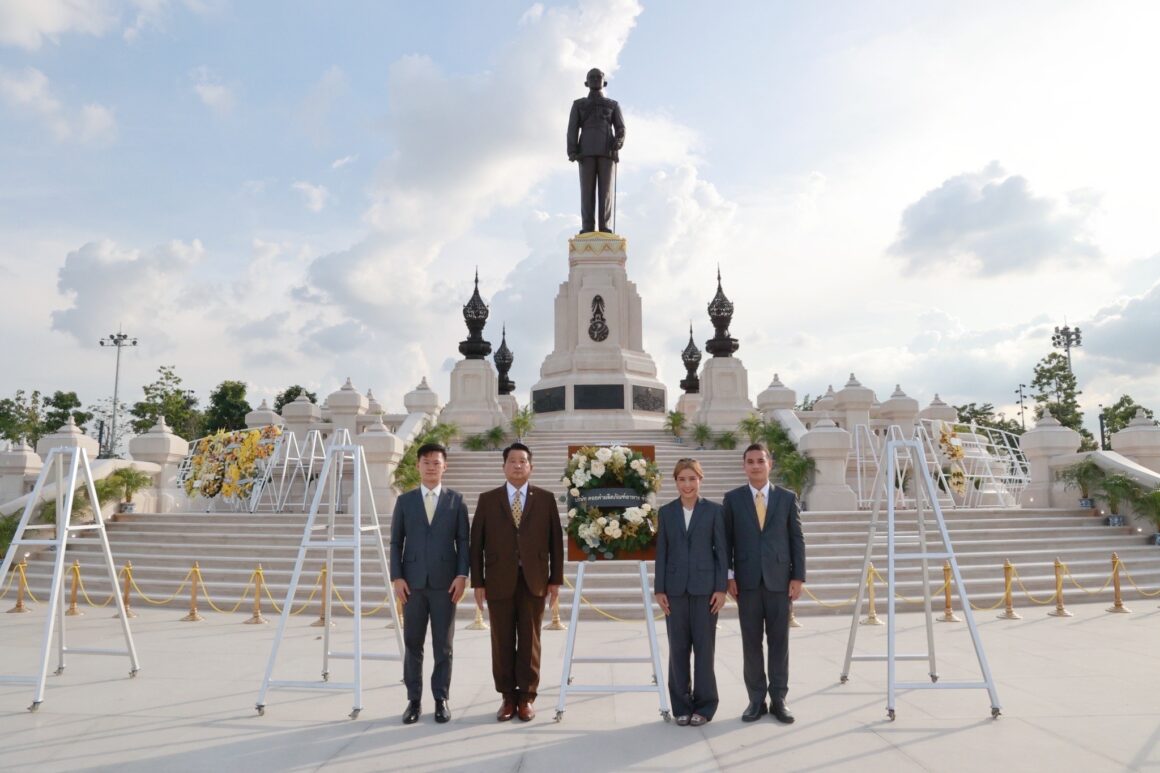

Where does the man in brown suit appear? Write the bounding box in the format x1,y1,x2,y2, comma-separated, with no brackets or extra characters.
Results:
470,442,564,722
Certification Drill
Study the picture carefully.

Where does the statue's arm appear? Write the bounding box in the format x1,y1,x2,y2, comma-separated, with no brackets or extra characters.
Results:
567,103,581,161
612,103,625,150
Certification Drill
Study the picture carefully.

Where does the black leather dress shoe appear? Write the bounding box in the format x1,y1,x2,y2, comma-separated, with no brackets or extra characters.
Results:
402,700,421,724
770,701,795,724
434,699,451,723
741,701,767,722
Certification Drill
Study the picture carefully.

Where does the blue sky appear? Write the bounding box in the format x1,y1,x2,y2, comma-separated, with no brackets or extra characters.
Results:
2,0,1158,438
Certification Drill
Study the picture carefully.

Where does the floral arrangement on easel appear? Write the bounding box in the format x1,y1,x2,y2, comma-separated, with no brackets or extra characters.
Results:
182,425,282,504
562,445,662,559
937,424,967,496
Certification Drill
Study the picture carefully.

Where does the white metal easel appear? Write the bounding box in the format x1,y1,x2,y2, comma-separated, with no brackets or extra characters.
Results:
840,438,1000,720
554,560,671,722
255,437,402,718
0,447,140,711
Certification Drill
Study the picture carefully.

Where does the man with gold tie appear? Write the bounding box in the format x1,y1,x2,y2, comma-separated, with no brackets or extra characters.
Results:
470,443,564,722
723,443,807,725
390,443,469,725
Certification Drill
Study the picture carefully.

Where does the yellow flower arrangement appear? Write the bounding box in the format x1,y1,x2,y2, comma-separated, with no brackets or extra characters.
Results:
182,425,282,505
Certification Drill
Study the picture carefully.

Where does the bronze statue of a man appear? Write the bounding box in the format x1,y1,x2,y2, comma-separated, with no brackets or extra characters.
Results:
567,68,625,234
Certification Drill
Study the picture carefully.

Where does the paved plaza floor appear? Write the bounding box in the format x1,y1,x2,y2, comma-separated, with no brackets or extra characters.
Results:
1,599,1158,772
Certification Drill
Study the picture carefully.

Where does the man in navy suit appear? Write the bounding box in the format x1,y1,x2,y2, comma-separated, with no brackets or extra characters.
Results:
390,443,469,725
723,442,806,724
654,458,728,726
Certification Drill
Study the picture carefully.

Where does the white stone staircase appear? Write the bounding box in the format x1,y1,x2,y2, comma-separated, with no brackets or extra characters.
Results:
14,429,1160,619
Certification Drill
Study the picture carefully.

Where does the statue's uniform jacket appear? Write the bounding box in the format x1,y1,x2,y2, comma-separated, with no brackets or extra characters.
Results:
567,96,625,161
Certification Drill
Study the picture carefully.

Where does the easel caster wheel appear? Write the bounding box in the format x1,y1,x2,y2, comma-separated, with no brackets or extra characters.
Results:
567,676,574,685
991,707,1001,719
256,705,266,716
28,701,41,713
322,672,329,682
54,666,65,676
553,711,564,722
839,674,848,684
660,711,672,723
349,708,361,720
887,709,896,721
930,674,939,683
129,669,139,678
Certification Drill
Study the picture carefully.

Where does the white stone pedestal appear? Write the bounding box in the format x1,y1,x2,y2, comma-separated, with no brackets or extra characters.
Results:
440,359,506,434
530,233,666,430
498,394,519,423
693,358,755,431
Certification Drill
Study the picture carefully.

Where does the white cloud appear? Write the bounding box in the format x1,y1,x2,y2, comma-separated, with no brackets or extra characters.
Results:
51,239,207,343
291,181,331,212
889,162,1102,276
331,154,356,169
0,0,114,50
190,65,234,114
0,66,116,143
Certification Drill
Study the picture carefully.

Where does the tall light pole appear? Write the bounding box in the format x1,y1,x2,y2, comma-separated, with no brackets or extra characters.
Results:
1051,324,1082,373
1014,383,1028,430
100,329,137,457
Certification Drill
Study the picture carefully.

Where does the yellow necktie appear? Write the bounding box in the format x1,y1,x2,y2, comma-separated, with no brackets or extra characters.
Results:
755,490,766,530
425,490,436,523
511,489,523,528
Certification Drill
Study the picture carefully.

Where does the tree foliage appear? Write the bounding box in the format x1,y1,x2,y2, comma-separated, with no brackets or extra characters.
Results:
1102,394,1155,444
0,389,93,445
1030,352,1094,448
392,422,459,492
130,365,203,439
273,385,319,413
203,380,252,433
953,402,1024,435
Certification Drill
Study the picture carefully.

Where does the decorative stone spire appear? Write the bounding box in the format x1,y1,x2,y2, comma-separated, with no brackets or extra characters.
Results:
705,266,739,357
458,268,492,359
680,323,702,394
495,324,515,396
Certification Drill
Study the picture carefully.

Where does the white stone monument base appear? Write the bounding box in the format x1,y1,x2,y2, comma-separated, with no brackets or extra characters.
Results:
693,358,756,431
497,394,519,423
530,374,666,431
439,359,506,435
675,393,702,421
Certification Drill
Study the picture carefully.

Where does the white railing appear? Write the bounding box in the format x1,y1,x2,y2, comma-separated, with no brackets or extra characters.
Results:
852,420,1028,510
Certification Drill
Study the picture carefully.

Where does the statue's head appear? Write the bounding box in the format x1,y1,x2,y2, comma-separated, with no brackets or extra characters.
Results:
585,68,607,89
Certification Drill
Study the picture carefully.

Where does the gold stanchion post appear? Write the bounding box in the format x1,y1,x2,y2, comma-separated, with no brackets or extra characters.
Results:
310,565,331,628
181,561,205,622
544,595,567,631
245,564,268,624
1048,557,1072,617
789,599,802,628
7,558,30,614
937,560,961,622
466,601,489,630
860,563,883,625
65,560,84,616
997,559,1021,619
1106,552,1130,614
116,561,138,619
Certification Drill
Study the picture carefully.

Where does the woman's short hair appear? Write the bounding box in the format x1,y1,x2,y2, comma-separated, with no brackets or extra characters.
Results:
672,457,704,480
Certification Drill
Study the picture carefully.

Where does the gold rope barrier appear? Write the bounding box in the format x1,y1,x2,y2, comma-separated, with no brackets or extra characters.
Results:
0,562,19,600
860,563,883,625
245,564,268,624
330,583,392,617
6,558,30,613
198,571,253,614
938,560,961,622
115,561,137,619
1107,553,1130,614
65,560,83,617
76,568,118,608
1118,561,1160,599
128,570,193,606
181,562,205,622
263,570,322,614
1047,558,1072,618
800,585,859,608
1010,564,1058,605
562,574,664,623
996,559,1021,619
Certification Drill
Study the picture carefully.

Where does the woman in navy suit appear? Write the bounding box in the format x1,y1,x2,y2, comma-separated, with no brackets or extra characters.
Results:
654,458,728,726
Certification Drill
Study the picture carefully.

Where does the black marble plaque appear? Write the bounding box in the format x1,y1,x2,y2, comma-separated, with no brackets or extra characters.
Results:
632,385,666,413
532,386,565,413
574,384,624,410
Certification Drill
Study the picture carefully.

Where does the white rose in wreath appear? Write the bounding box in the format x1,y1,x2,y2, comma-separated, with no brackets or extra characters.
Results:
595,447,613,463
590,460,606,478
570,487,580,497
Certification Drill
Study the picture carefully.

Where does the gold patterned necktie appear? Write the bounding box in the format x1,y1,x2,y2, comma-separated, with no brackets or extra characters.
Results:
755,490,767,530
511,489,523,528
425,490,436,523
